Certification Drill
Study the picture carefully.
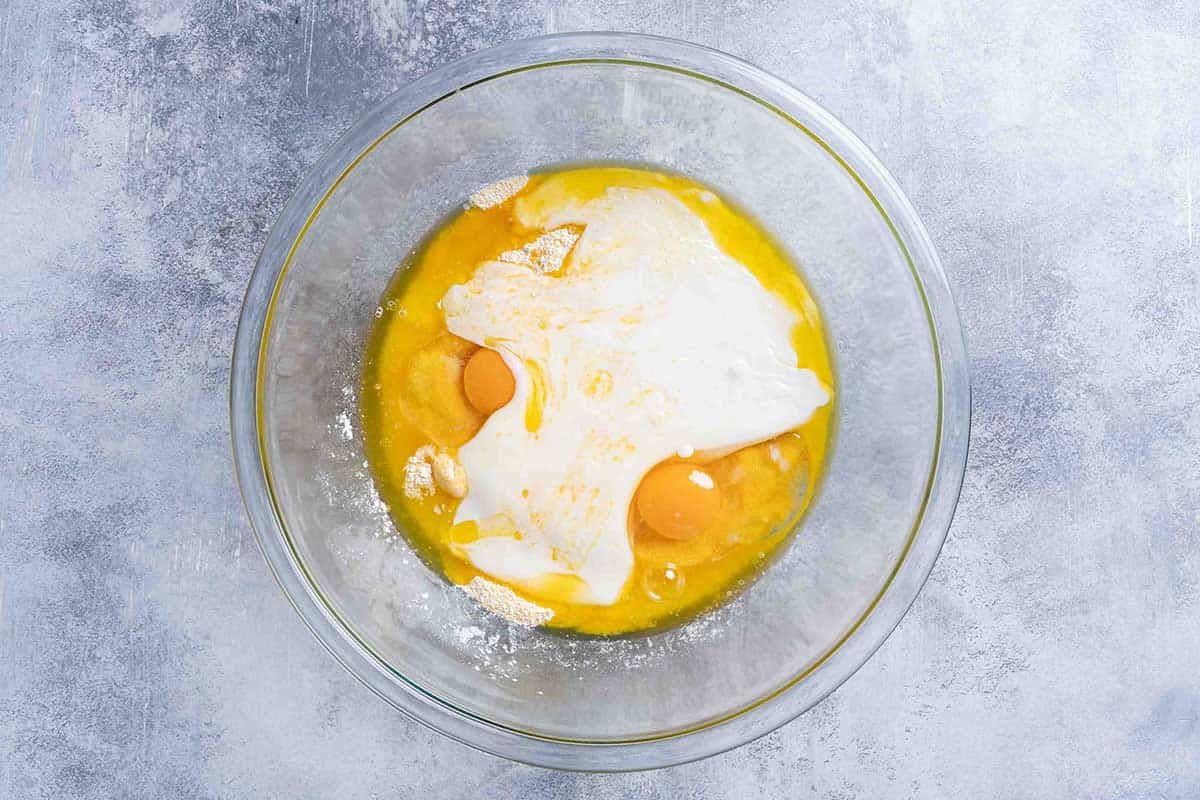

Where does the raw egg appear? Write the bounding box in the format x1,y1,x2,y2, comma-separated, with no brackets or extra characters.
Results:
462,347,515,414
635,463,721,541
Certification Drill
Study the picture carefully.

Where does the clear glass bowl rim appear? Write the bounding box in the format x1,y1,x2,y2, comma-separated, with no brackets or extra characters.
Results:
229,31,971,772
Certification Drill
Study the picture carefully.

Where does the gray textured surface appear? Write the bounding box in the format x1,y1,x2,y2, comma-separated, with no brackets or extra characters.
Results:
2,0,1198,796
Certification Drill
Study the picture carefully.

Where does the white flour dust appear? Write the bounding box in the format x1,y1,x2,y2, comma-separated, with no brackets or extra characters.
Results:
461,577,554,627
469,175,528,210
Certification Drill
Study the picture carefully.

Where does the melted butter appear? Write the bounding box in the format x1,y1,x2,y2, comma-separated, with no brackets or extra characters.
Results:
361,166,834,635
522,358,547,434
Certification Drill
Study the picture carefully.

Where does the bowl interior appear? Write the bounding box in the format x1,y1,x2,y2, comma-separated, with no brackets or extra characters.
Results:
257,60,939,742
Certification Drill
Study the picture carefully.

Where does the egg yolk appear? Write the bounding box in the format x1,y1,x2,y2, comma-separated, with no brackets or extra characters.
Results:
635,462,721,541
462,347,516,415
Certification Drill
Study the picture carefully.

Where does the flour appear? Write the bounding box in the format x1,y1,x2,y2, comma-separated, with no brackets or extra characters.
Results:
405,445,468,499
431,452,468,498
469,175,528,210
461,576,554,627
403,445,437,498
335,410,353,441
498,226,580,274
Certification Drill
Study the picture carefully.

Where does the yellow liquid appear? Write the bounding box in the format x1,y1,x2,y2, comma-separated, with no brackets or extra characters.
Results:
361,166,834,635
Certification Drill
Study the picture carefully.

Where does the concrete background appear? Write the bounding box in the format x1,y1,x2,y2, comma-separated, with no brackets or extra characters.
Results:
2,0,1198,796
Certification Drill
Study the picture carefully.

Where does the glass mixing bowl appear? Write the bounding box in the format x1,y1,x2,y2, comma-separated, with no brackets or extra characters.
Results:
230,33,969,771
